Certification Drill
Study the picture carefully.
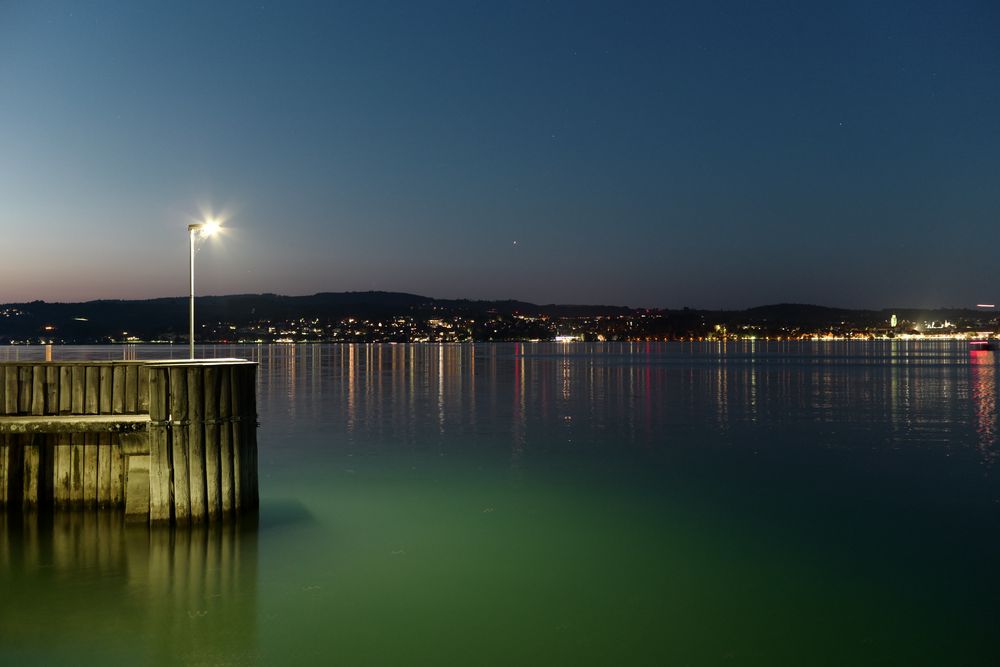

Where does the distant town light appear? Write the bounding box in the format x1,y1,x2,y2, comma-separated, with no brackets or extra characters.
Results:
977,304,995,309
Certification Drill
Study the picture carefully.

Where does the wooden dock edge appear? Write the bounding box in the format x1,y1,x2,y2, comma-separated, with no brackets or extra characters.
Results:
0,360,258,525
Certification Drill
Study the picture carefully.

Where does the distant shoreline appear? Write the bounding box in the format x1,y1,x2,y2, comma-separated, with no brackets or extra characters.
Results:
1,292,996,345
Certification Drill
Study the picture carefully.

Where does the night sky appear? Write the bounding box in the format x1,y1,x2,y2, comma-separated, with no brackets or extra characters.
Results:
1,1,997,308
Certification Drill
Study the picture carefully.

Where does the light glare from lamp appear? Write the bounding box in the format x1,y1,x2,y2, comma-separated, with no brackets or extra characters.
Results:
201,219,221,236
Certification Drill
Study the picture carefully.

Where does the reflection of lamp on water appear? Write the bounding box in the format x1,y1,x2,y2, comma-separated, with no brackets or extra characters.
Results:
187,219,222,359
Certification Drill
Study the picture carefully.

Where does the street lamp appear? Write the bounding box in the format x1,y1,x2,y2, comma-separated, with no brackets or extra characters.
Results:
188,219,221,358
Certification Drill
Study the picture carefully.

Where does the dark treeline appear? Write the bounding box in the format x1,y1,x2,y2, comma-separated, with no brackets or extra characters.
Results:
0,292,994,343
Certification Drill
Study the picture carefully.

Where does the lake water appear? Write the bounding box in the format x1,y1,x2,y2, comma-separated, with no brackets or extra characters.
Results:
1,342,999,665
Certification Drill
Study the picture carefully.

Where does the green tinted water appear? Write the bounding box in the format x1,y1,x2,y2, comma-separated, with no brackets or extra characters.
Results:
1,343,998,665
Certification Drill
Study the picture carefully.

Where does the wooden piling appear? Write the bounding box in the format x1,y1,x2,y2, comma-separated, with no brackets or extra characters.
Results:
45,366,59,415
137,366,149,414
31,366,44,416
55,433,71,508
229,366,243,513
170,367,191,523
243,364,260,510
245,363,257,508
18,366,31,414
85,366,99,415
111,434,124,506
219,366,234,515
148,367,172,523
71,366,85,415
112,365,125,415
38,433,52,510
234,365,253,509
84,432,98,506
24,434,40,509
4,368,17,414
98,433,112,506
99,366,112,414
59,366,72,415
125,454,150,521
70,432,84,505
188,366,207,521
204,366,221,521
126,365,139,414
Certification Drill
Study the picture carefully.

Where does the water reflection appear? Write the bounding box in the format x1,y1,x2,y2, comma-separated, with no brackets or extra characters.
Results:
0,512,258,663
1,341,1000,664
969,351,997,462
2,341,997,464
222,341,998,465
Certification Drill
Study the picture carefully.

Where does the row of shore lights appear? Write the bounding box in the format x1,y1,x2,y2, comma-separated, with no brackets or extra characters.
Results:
188,219,222,359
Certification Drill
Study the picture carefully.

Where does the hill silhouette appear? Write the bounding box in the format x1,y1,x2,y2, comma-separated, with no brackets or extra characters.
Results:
0,292,992,343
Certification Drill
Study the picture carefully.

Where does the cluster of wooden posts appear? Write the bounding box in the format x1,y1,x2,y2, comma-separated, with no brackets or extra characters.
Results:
0,360,258,523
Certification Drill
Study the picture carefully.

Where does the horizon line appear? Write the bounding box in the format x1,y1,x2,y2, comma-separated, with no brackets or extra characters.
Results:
1,291,996,314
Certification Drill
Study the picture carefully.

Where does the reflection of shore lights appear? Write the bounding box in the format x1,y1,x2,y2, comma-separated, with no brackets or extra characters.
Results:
969,350,998,462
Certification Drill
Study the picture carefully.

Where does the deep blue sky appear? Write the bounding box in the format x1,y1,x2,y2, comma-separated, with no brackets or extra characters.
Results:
1,1,998,308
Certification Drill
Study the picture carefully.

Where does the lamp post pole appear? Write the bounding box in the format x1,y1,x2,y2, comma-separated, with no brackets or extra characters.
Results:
188,223,203,359
187,220,221,360
189,224,197,358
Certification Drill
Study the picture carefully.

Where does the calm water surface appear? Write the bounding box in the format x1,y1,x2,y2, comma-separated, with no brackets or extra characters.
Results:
1,342,999,665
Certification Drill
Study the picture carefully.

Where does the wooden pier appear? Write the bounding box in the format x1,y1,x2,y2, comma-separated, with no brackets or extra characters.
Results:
0,360,258,524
